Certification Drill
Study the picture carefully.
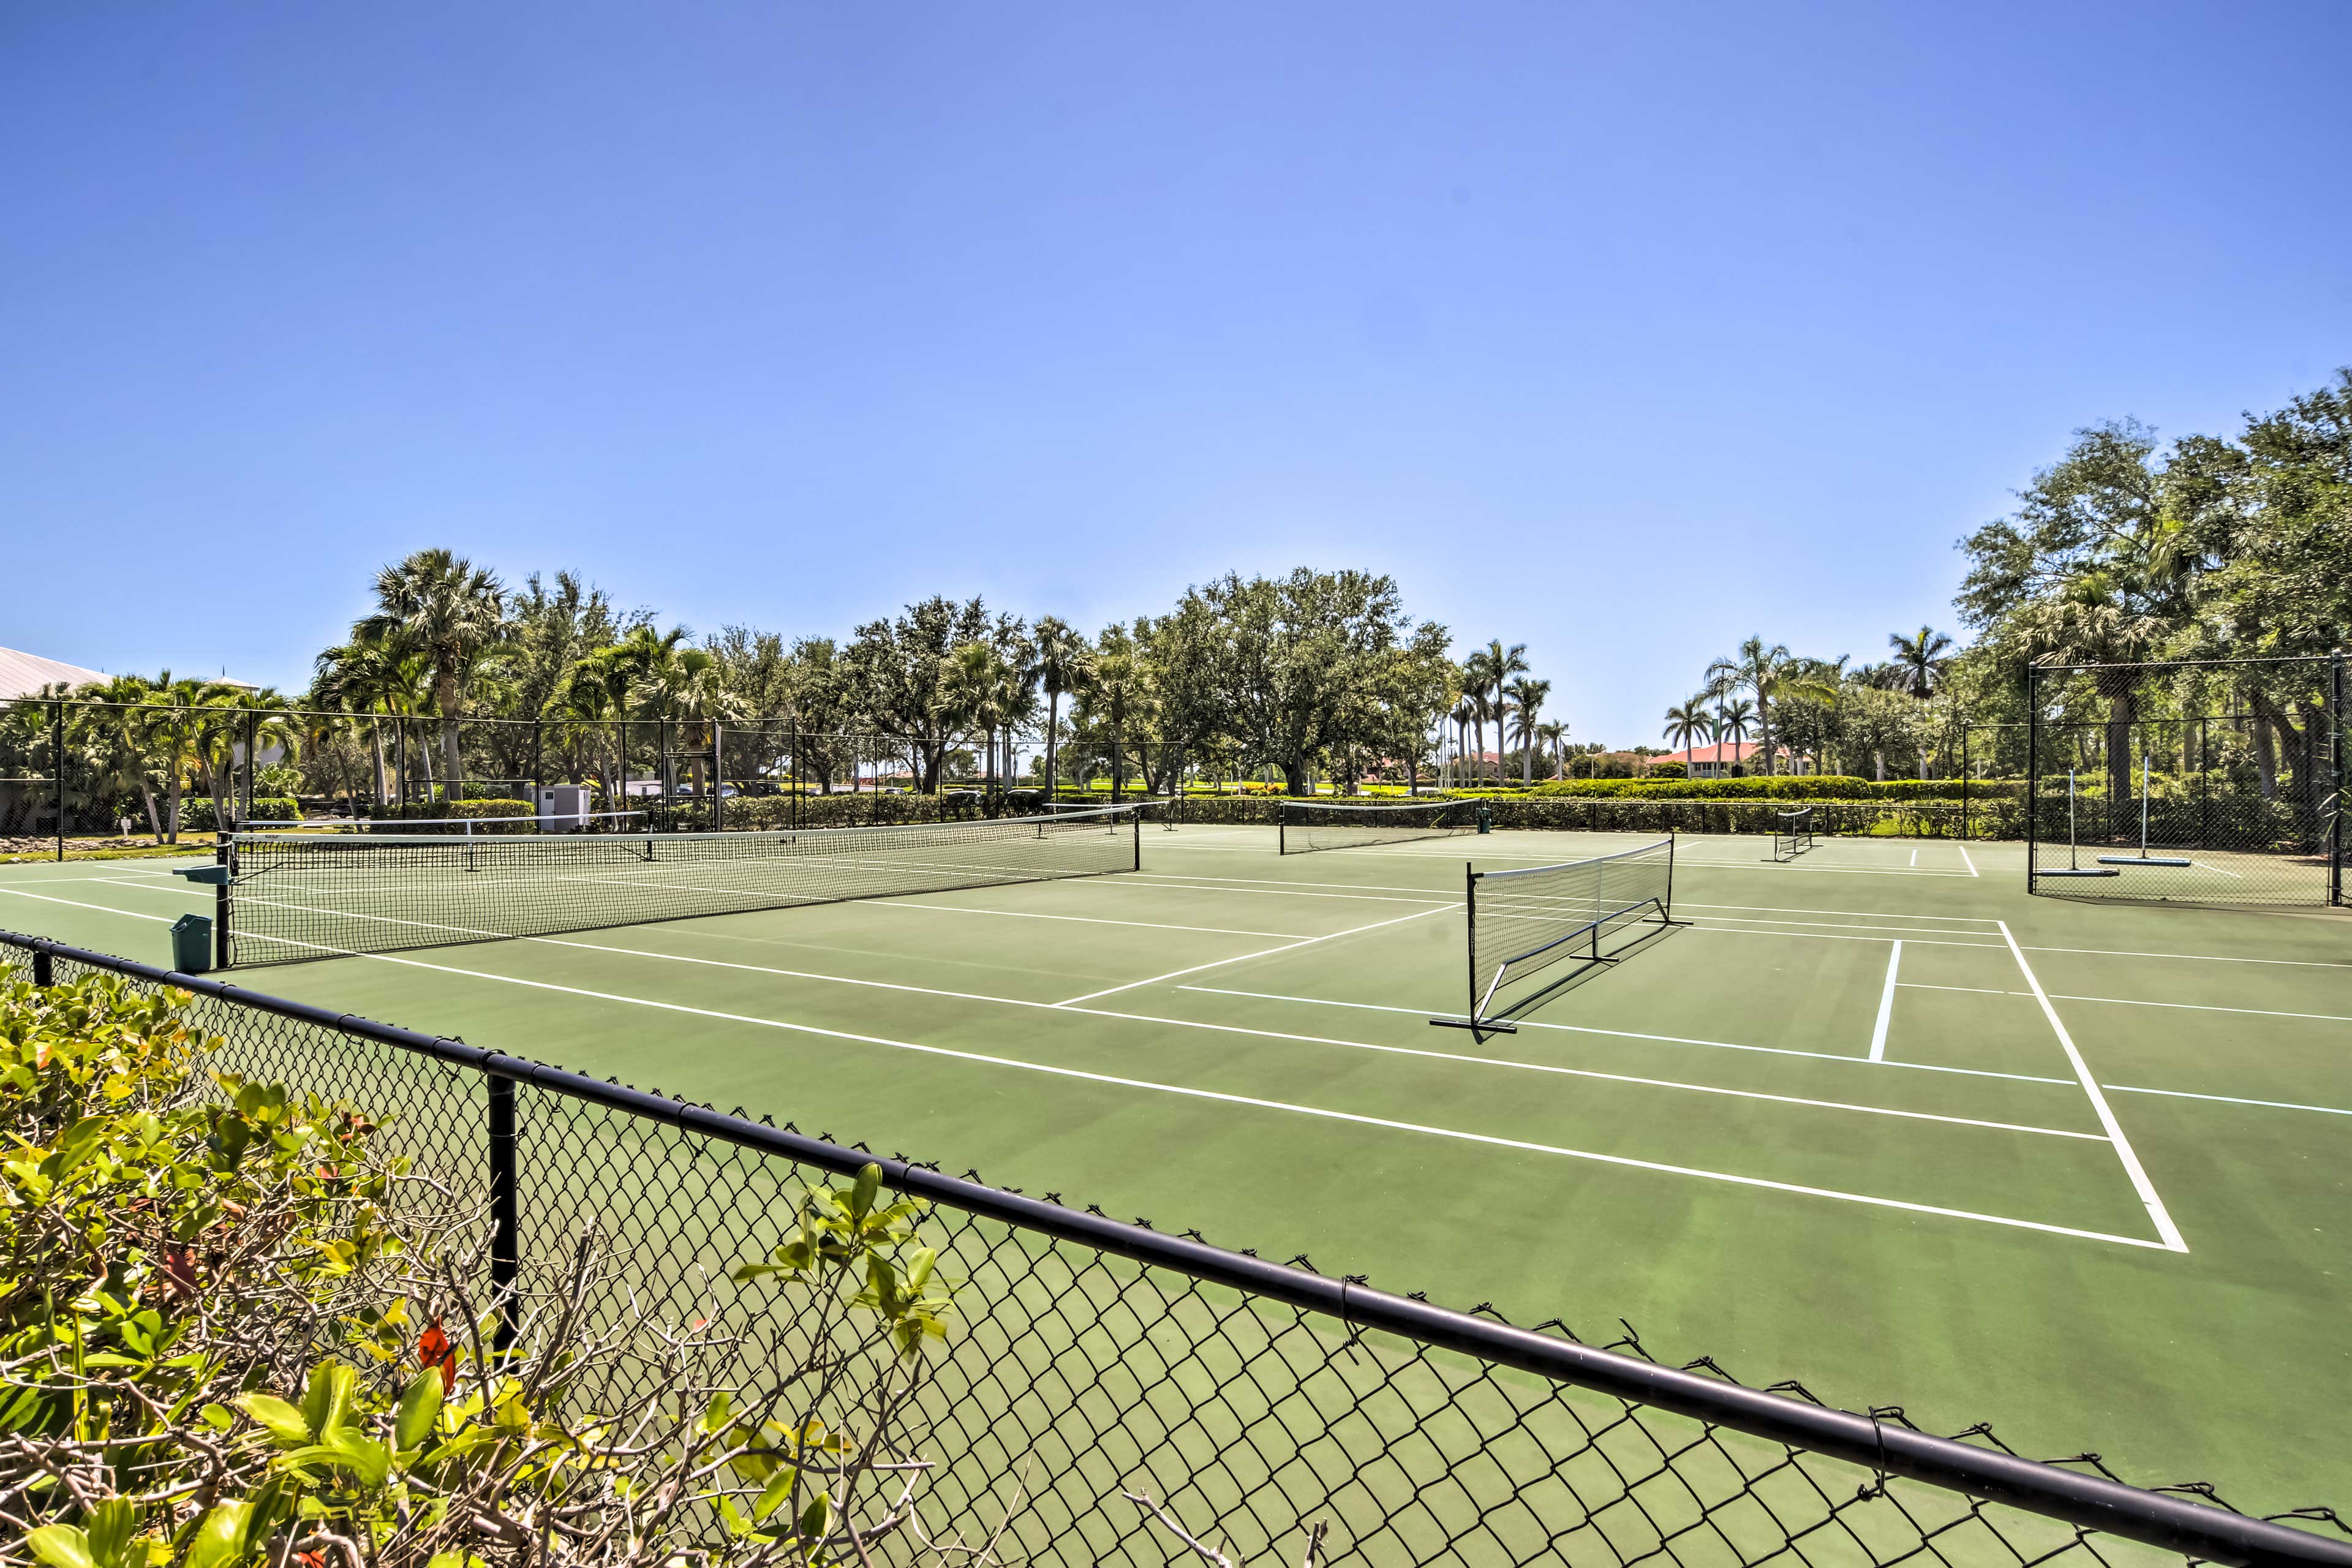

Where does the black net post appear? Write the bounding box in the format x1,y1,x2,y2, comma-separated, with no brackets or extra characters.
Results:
1463,861,1479,1020
213,837,232,970
486,1068,520,1352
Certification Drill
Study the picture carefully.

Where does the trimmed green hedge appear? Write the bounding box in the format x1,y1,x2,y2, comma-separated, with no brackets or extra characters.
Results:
176,797,300,830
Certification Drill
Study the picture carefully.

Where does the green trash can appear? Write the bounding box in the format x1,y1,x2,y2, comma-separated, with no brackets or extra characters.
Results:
1476,801,1494,834
170,914,213,974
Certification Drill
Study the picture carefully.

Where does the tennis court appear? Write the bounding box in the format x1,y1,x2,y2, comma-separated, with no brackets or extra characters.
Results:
3,812,2346,1502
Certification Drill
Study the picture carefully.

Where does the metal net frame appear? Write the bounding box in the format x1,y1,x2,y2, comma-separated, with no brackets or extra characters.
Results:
3,930,2342,1567
221,805,1144,966
1771,808,1819,861
1440,836,1681,1033
1278,798,1484,854
2027,656,2346,908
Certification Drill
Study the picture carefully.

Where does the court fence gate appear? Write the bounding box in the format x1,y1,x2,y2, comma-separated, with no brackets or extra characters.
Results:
4,929,2347,1568
2027,655,2346,908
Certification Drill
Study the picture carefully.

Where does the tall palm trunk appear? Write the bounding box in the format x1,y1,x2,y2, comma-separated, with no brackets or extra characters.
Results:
438,669,464,804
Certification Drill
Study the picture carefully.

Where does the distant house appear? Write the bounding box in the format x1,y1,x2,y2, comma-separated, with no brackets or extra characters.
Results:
1649,741,1763,779
0,647,108,701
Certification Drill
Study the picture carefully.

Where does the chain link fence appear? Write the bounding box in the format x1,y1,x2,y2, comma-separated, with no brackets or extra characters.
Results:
2029,656,2345,907
4,929,2345,1567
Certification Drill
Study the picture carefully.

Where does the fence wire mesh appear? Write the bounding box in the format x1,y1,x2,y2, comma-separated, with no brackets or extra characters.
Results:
5,930,2345,1568
2029,657,2346,907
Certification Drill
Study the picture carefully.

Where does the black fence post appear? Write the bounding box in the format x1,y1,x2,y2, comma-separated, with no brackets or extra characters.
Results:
2334,649,2346,908
241,708,255,828
31,945,53,987
51,701,64,863
486,1071,520,1351
2026,667,2040,891
532,718,543,804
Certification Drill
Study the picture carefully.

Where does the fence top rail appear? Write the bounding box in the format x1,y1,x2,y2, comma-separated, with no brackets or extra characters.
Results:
1,925,2345,1568
2032,654,2345,674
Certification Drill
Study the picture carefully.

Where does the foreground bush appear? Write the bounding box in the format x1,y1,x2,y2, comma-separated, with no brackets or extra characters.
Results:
3,970,967,1566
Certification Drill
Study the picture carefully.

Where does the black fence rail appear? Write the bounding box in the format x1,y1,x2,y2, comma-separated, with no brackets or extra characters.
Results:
2029,656,2345,908
4,929,2345,1568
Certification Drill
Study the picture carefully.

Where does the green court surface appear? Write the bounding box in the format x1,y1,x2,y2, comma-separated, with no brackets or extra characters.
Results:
4,822,2346,1502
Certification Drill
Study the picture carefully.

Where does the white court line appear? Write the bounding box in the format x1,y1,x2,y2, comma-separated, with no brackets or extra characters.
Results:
866,901,1313,939
1052,905,1454,1006
1169,842,1977,877
1679,900,1999,925
2104,1085,2352,1118
0,887,178,923
2049,993,2352,1026
1869,941,1902,1062
1128,878,1450,907
1177,986,2078,1086
1902,982,2028,997
468,936,2102,1142
2022,944,2352,972
1959,845,1979,877
1694,913,2005,938
1909,849,1917,867
1688,924,2003,951
184,931,2179,1251
1999,921,2186,1253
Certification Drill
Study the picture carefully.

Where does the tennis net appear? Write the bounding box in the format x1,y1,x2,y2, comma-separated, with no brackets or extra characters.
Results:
1278,797,1482,854
221,804,1143,966
1773,805,1819,859
1434,835,1678,1033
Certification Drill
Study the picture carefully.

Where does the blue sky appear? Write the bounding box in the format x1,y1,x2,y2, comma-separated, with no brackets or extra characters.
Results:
6,2,2348,746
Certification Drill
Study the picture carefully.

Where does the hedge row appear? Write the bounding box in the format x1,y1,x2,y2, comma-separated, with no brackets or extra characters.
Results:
174,797,300,831
1502,776,2024,803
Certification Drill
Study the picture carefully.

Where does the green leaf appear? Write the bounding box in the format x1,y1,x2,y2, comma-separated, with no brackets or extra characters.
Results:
850,1162,880,1219
753,1465,799,1522
799,1490,832,1540
26,1525,95,1568
393,1368,443,1454
238,1394,310,1447
84,1498,137,1568
183,1502,253,1568
717,1498,755,1539
298,1359,355,1439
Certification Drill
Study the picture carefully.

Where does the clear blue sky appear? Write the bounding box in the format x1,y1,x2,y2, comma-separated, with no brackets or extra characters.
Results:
6,2,2348,746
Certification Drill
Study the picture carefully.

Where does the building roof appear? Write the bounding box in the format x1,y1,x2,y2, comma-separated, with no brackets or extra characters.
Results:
0,647,109,701
1651,741,1762,766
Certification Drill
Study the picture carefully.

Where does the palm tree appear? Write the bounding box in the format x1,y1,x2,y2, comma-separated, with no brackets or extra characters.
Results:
314,635,424,809
81,674,165,840
1448,699,1475,788
1535,720,1569,781
355,549,509,802
1887,627,1956,699
1030,616,1091,797
1662,699,1711,775
1087,649,1140,799
1506,676,1550,787
939,640,1015,806
1706,637,1793,776
1717,696,1756,773
1475,641,1528,786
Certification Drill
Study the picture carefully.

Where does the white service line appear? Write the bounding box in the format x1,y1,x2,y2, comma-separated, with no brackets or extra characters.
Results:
2103,1085,2352,1118
1051,905,1455,1006
1687,924,2002,951
2021,944,2352,971
1959,845,1979,877
1869,941,1902,1063
866,901,1313,939
1998,921,2187,1254
168,932,2180,1251
0,886,178,923
1679,900,1999,925
1178,985,2087,1088
1127,878,1450,907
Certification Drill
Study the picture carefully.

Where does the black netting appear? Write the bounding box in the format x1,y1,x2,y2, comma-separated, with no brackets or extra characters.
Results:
2029,657,2346,907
